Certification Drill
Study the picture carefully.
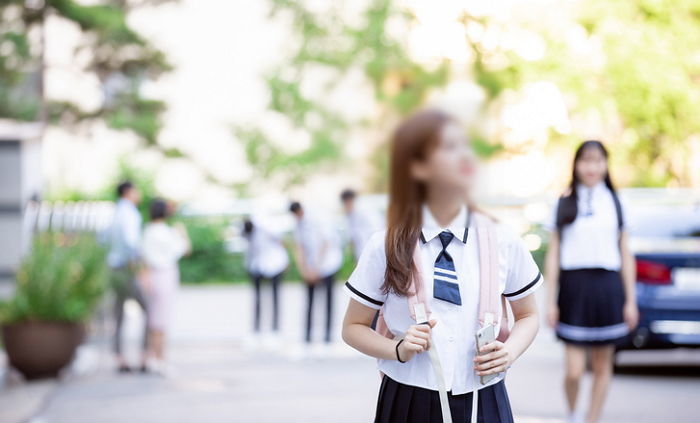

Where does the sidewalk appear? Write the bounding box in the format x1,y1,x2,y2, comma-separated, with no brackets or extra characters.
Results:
1,283,699,422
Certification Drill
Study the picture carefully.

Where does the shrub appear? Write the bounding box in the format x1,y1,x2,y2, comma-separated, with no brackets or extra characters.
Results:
0,233,108,324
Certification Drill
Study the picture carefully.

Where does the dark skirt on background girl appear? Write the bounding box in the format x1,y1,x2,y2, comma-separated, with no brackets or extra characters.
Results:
375,376,514,423
556,268,628,346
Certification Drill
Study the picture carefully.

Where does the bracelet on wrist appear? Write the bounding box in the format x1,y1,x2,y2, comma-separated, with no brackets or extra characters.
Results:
395,338,406,363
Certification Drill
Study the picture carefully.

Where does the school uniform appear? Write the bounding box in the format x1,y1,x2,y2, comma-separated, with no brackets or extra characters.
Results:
141,222,188,332
294,213,343,343
108,198,148,355
345,205,542,422
345,206,384,261
549,182,628,345
245,217,289,333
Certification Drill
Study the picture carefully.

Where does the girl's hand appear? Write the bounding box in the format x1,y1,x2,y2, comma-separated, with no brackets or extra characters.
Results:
546,303,559,329
624,301,639,330
301,267,320,284
397,319,437,362
474,341,513,376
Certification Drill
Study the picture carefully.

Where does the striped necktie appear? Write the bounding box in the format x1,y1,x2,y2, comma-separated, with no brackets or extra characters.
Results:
433,230,462,305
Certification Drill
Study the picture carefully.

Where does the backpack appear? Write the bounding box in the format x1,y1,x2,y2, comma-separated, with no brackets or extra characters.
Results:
374,212,506,423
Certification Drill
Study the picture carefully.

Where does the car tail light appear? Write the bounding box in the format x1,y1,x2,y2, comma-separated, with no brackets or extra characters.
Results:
636,259,672,285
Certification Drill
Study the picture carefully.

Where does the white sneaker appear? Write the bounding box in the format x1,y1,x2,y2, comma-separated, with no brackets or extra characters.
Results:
286,343,310,361
568,412,584,423
261,332,282,351
242,333,261,352
149,359,175,378
310,342,332,360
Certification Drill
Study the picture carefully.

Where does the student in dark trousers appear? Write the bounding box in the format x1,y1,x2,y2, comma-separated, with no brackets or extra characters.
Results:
242,217,289,336
289,202,342,345
107,181,149,373
342,109,542,422
544,141,639,423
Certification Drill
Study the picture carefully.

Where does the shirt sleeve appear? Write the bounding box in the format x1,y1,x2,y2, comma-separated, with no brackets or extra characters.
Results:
502,227,543,302
543,199,559,233
344,231,388,310
140,228,158,267
616,194,627,230
169,227,189,260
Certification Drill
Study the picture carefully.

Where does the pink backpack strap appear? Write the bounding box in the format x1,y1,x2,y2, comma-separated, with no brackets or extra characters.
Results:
474,213,501,328
408,240,429,321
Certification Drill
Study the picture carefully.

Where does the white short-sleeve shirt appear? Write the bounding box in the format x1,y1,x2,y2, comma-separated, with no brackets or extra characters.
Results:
344,205,542,395
245,217,290,278
345,207,383,261
294,213,343,278
141,222,188,270
547,182,624,271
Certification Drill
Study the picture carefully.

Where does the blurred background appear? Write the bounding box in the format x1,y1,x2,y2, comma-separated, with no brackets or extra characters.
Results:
1,0,699,422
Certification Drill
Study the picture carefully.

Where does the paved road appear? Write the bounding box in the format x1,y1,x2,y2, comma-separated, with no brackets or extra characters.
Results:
2,284,699,423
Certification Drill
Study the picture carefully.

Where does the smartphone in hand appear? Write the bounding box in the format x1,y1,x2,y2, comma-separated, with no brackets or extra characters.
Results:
475,324,498,385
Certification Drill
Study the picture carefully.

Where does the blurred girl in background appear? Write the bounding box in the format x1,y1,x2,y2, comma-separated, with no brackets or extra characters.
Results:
342,109,542,422
140,199,191,375
545,141,638,423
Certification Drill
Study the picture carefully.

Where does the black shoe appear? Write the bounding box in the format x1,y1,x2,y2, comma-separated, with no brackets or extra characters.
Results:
117,364,132,373
139,365,150,374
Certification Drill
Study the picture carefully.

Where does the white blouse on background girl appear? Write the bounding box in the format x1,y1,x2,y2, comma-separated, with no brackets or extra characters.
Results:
547,182,626,271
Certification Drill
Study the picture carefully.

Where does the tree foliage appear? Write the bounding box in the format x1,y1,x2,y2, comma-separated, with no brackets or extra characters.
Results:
235,0,450,190
241,0,700,190
0,0,172,145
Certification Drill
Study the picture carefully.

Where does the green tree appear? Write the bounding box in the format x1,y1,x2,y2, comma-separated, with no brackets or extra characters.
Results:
235,0,450,191
0,0,172,146
465,0,700,187
241,0,700,191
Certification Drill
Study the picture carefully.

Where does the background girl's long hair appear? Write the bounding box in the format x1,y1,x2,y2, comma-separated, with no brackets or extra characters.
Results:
556,140,617,230
383,109,452,296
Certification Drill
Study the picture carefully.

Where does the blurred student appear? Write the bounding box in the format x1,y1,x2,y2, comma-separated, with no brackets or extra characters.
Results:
544,141,638,423
140,199,190,375
107,181,149,373
289,202,343,346
342,109,542,422
242,217,289,338
340,188,383,262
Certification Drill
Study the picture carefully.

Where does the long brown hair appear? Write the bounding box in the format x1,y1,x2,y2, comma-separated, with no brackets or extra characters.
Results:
382,109,453,296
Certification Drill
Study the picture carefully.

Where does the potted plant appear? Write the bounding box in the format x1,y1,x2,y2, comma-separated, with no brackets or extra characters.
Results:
0,232,107,379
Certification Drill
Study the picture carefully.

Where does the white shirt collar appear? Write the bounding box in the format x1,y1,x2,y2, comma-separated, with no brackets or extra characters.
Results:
420,204,469,244
577,181,606,195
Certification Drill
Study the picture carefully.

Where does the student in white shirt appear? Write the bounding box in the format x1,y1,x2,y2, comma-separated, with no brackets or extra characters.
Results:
544,141,639,423
340,188,383,262
108,181,149,373
242,217,289,335
341,109,542,422
140,199,190,375
289,202,343,344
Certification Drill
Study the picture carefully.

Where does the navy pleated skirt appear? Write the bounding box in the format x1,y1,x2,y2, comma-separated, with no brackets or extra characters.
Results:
556,268,628,346
374,376,514,423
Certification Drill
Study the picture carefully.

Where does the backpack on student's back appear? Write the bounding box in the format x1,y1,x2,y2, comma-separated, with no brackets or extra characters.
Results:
374,212,507,423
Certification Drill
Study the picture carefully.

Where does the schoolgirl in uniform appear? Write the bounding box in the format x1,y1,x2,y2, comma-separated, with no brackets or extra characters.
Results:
342,109,542,422
544,141,638,423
